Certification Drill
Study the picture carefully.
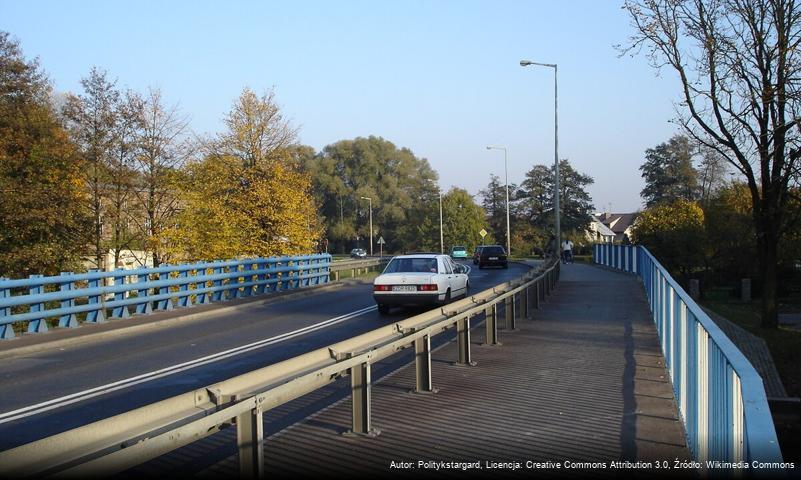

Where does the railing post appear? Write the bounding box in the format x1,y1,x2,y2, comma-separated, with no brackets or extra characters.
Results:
177,265,193,306
196,263,212,305
212,261,225,301
0,279,14,339
27,275,47,333
236,403,265,479
255,259,267,295
240,262,254,297
484,304,499,345
111,269,131,319
544,271,551,296
86,270,105,323
156,266,174,311
136,272,153,314
524,286,531,319
505,295,515,330
58,273,78,328
414,334,435,393
456,316,475,366
348,360,379,436
228,263,241,299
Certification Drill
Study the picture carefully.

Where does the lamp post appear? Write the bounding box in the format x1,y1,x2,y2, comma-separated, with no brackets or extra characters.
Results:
520,59,560,252
426,179,444,254
438,191,443,254
486,146,510,256
360,196,373,256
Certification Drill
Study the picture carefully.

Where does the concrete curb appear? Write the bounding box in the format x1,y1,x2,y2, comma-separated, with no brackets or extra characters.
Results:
0,277,373,360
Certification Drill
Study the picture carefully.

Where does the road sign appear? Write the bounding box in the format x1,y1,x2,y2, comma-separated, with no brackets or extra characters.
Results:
479,229,487,238
377,236,386,245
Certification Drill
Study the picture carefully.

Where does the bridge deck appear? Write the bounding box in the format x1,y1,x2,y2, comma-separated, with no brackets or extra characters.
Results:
192,263,689,476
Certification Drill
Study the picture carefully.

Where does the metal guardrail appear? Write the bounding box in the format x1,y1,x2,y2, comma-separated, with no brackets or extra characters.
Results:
593,244,783,465
0,259,559,478
328,256,389,280
0,254,332,340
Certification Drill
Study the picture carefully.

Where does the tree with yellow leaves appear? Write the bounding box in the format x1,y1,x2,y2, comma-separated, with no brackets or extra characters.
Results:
164,88,321,261
631,199,706,278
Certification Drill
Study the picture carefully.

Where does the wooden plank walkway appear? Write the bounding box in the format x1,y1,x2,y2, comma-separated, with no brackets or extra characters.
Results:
194,263,689,477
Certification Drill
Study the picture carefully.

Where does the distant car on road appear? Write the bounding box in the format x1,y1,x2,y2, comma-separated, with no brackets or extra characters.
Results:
373,253,469,314
350,248,367,258
450,245,468,259
473,246,484,265
478,245,508,269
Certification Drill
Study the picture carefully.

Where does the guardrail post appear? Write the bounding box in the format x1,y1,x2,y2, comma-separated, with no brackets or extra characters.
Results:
136,273,153,314
196,263,212,305
255,260,267,295
484,304,499,345
111,269,131,319
505,296,516,330
228,263,241,299
0,279,14,339
58,273,78,328
177,266,193,306
544,271,551,296
27,275,47,333
456,316,475,366
414,334,435,393
348,360,379,436
156,267,174,311
86,270,106,323
524,286,531,319
236,403,265,479
212,261,225,301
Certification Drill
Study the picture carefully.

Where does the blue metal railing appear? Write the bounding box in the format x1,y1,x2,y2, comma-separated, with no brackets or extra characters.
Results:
593,244,782,465
0,254,331,340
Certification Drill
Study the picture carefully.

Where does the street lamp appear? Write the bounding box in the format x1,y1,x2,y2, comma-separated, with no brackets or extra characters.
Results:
486,145,510,256
360,196,373,256
438,191,443,254
426,179,444,254
520,59,560,253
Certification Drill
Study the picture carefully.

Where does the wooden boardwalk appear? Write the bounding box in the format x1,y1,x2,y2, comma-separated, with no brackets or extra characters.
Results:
188,263,689,477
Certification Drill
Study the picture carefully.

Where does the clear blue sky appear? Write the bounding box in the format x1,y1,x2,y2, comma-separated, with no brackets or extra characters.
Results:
2,0,684,212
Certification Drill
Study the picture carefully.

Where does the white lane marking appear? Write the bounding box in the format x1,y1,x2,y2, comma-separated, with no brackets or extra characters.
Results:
0,305,377,425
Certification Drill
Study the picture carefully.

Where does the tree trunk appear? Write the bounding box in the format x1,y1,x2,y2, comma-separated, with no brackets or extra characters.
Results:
758,223,779,329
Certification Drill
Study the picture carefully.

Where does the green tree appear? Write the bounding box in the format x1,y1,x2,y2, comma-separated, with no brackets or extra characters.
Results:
519,159,594,236
417,188,488,253
623,0,801,327
0,31,90,277
478,174,508,246
640,135,699,208
631,200,706,278
704,182,757,282
304,136,438,253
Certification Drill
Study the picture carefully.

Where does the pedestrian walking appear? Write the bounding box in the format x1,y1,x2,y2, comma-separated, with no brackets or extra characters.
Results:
561,239,574,264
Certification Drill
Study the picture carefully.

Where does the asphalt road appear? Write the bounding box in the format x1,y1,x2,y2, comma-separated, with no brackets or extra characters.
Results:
0,261,532,451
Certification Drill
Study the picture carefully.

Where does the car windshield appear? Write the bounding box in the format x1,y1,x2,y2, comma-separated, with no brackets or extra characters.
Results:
383,257,439,274
483,246,505,255
452,246,466,252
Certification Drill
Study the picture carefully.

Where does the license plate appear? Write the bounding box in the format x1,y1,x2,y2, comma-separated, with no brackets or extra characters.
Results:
489,257,498,260
392,285,417,292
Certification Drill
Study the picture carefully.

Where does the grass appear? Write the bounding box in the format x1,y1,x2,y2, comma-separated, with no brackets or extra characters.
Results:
700,294,801,463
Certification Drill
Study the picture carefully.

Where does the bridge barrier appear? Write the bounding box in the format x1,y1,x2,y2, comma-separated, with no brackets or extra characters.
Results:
0,259,559,478
0,254,332,340
593,244,783,466
328,257,389,280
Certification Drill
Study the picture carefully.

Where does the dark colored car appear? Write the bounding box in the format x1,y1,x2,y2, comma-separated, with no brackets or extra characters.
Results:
350,248,367,258
478,245,508,269
472,246,484,265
